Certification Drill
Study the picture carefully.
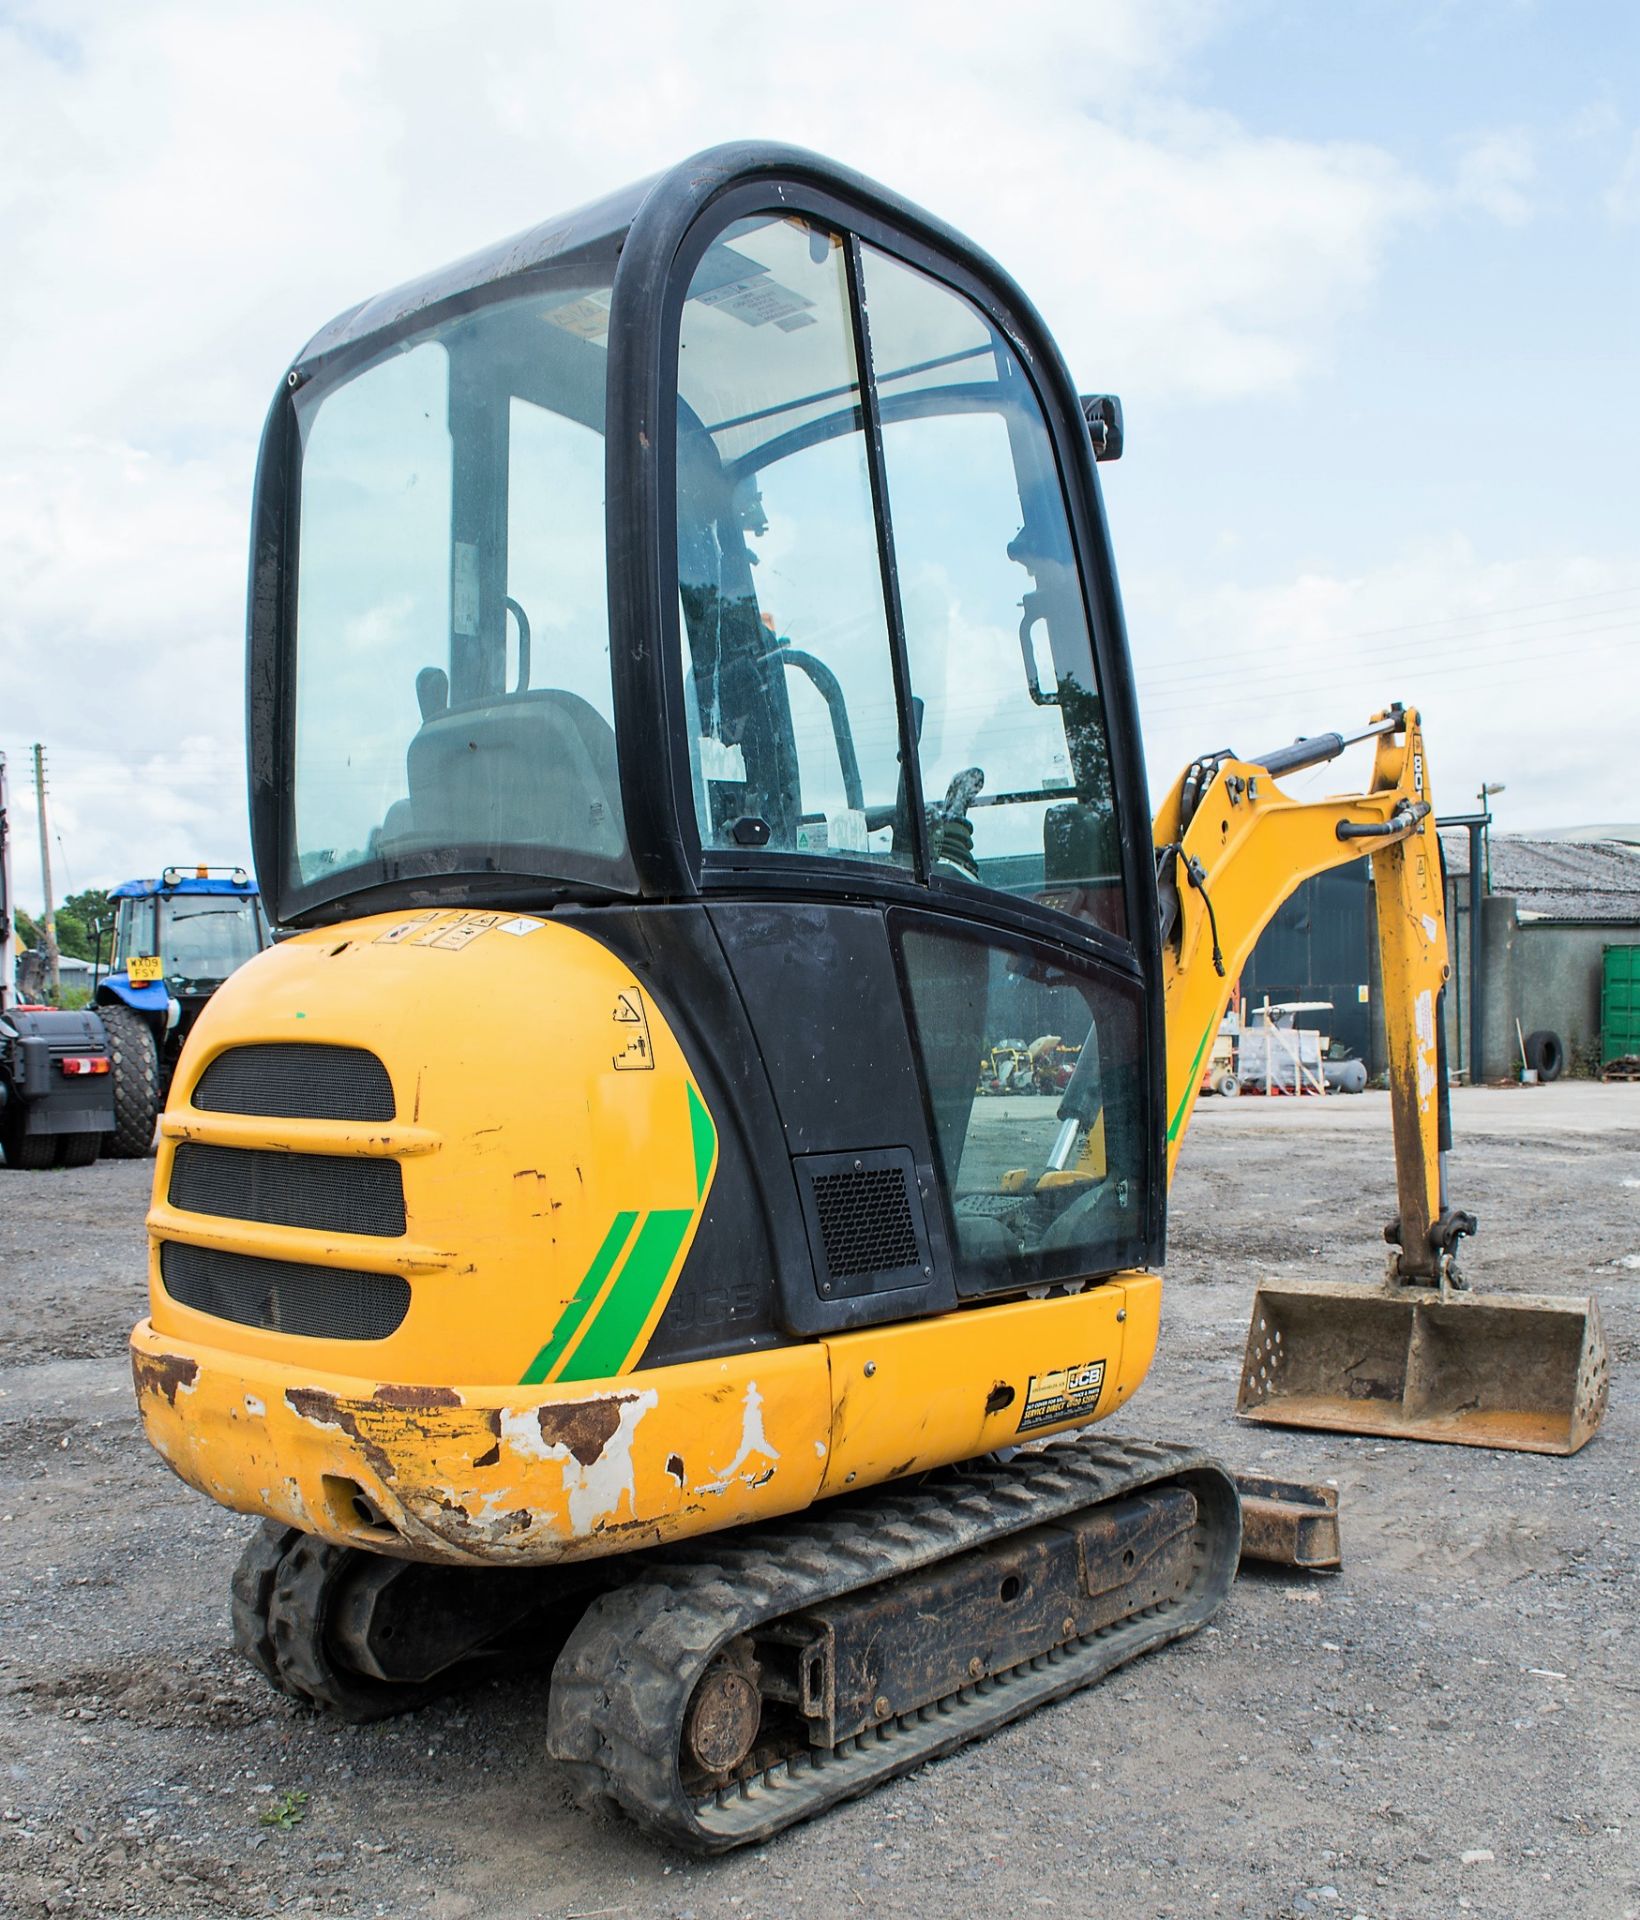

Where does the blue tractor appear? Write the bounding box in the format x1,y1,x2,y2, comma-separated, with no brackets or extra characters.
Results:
95,867,272,1156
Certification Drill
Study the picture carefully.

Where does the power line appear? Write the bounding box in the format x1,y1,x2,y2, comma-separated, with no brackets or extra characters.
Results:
1124,581,1640,682
1134,604,1638,700
1136,620,1635,719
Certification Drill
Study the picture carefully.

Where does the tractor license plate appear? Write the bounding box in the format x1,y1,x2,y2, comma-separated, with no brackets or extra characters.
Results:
128,955,163,983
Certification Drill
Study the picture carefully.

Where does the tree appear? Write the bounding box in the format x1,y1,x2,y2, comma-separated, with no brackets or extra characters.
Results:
10,889,111,961
55,888,112,962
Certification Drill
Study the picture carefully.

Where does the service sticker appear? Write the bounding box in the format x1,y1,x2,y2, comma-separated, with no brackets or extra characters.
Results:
1017,1359,1107,1434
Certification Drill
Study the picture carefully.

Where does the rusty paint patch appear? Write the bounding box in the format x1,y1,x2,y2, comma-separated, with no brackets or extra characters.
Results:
534,1398,623,1467
132,1351,199,1408
985,1381,1017,1414
371,1384,463,1411
665,1453,686,1485
473,1443,500,1468
284,1387,397,1484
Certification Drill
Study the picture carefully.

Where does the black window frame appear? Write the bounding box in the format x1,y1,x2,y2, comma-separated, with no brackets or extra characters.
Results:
625,173,1153,972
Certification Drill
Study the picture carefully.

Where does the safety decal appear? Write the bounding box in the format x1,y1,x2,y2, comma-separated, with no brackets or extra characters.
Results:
612,987,654,1071
373,910,514,949
1017,1359,1107,1434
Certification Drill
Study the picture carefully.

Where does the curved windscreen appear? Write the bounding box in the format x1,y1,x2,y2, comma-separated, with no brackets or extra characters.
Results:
290,275,635,900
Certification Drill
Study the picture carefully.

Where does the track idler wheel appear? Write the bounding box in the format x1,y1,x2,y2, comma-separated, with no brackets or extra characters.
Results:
231,1524,437,1722
230,1522,605,1722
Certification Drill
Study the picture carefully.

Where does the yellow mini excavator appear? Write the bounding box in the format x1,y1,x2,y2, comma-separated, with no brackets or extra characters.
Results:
131,144,1607,1852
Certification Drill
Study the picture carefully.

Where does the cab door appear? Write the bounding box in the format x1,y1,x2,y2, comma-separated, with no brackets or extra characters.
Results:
656,188,1163,1329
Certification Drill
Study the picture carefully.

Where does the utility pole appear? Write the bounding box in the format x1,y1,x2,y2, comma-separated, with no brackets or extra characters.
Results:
32,743,59,997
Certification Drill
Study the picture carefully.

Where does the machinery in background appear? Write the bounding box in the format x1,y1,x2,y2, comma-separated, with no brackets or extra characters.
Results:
94,868,272,1156
0,749,115,1168
129,144,1606,1853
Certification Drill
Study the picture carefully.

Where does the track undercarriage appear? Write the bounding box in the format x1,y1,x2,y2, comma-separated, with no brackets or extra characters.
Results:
231,1436,1240,1852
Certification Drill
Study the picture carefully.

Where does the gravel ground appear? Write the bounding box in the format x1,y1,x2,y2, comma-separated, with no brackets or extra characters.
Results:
0,1086,1635,1920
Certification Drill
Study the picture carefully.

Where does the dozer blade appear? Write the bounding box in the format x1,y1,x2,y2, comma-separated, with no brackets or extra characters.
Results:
1237,1279,1610,1456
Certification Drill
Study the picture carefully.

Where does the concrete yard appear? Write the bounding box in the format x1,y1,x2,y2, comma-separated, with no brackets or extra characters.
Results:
1,1086,1635,1919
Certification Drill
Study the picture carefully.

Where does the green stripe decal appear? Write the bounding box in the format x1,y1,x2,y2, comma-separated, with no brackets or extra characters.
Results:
687,1083,716,1200
1167,1027,1213,1144
520,1211,638,1386
555,1208,695,1383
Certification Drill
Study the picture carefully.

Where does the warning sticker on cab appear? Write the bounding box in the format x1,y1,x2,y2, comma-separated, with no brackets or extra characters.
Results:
612,986,654,1071
1017,1359,1107,1433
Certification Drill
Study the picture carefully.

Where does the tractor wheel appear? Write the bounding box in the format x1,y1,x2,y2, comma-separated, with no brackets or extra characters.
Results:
100,1004,161,1158
0,1108,56,1170
56,1131,103,1168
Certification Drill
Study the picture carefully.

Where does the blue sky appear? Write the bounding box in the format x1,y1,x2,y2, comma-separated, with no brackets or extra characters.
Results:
0,0,1635,910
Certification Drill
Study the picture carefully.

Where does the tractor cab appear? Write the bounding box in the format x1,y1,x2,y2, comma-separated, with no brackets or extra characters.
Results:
101,867,271,1094
243,145,1163,1339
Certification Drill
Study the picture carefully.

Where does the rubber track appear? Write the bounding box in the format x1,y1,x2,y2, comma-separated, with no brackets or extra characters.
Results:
230,1522,304,1696
232,1524,438,1722
546,1436,1241,1852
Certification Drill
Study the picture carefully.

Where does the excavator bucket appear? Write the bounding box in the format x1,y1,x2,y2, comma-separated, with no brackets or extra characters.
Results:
1237,1280,1610,1455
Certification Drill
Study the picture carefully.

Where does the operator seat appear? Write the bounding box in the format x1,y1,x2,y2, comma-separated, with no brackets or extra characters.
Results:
399,688,625,862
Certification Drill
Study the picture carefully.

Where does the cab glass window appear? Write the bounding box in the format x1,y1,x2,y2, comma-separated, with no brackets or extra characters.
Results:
113,898,155,969
861,247,1126,937
896,918,1147,1294
159,896,264,989
675,217,911,866
290,275,633,899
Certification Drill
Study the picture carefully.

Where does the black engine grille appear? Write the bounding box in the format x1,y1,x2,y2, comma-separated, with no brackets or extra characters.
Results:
169,1142,406,1237
192,1044,395,1121
159,1241,409,1341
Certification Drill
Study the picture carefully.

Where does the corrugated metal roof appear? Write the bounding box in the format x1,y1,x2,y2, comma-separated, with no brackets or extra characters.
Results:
1439,833,1640,924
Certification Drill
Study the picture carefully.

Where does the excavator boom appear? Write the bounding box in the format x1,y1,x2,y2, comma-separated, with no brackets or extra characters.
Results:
1156,706,1608,1453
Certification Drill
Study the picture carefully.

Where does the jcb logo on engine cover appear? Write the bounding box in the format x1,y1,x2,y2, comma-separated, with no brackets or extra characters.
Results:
1018,1359,1107,1433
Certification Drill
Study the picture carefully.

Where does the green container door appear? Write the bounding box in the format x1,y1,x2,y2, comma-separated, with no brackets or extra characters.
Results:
1602,944,1640,1063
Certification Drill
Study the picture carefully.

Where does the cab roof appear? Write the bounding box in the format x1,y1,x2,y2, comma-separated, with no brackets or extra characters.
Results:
111,873,259,899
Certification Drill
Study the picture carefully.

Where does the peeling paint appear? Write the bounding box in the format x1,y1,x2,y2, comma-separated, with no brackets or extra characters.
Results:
372,1383,464,1411
535,1398,623,1467
700,1381,779,1495
244,1395,266,1418
284,1387,397,1485
131,1351,199,1408
1414,988,1438,1104
498,1388,658,1534
665,1452,686,1486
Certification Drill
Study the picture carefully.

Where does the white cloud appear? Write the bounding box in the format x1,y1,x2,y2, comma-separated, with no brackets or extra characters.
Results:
1453,130,1536,226
0,0,1499,909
